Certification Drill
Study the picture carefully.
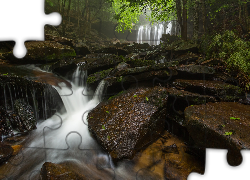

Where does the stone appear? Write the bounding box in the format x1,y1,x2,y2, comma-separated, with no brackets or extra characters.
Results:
184,102,250,165
87,87,168,160
173,79,245,101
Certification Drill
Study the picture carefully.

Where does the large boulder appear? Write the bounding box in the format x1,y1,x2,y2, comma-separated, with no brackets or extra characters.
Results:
87,86,168,160
184,102,250,165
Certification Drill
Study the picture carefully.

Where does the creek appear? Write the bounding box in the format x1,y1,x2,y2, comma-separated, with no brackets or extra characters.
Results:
1,66,159,180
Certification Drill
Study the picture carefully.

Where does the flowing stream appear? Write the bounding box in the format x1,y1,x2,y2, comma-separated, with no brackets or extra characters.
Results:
1,67,158,180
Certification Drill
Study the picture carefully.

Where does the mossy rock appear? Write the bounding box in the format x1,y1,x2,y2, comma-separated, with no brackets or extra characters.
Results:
3,41,76,64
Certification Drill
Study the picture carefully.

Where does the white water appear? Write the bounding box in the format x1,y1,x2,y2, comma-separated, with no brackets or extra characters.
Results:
137,21,173,45
3,67,159,179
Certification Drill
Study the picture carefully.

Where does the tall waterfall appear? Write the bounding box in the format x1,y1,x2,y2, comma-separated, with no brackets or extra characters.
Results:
137,21,173,45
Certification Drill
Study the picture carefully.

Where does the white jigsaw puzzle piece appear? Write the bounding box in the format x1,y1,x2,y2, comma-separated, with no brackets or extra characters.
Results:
188,149,250,180
0,0,61,58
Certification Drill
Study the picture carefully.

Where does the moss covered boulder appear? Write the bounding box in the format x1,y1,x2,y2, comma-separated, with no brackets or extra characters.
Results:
87,86,168,160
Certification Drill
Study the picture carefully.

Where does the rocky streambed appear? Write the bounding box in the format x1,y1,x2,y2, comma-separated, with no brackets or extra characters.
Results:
0,33,249,179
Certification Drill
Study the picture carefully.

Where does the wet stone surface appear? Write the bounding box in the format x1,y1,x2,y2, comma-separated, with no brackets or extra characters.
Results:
87,86,168,160
185,102,250,165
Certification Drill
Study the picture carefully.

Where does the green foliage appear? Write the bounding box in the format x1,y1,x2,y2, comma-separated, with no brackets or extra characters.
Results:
201,30,250,75
108,0,176,32
106,111,109,114
117,76,123,82
230,117,240,120
108,90,124,100
146,97,149,101
102,125,106,130
134,95,137,97
224,132,232,136
109,0,142,32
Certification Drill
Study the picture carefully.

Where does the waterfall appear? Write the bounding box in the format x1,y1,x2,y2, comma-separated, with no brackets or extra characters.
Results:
3,67,153,179
136,21,174,45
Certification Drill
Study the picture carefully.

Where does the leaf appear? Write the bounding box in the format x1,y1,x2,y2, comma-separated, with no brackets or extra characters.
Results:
134,95,137,97
230,117,240,120
222,124,225,127
224,132,232,136
102,125,105,130
106,111,109,114
107,135,110,140
146,97,149,101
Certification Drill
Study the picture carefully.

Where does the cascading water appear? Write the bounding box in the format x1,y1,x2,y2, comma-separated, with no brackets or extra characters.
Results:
2,67,155,180
137,21,173,45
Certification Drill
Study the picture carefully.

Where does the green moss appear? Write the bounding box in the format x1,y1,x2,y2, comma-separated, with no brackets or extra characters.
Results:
87,68,113,84
117,76,123,82
108,90,124,101
131,59,155,67
87,76,96,84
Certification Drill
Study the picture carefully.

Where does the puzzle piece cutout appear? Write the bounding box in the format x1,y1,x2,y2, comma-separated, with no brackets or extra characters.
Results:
0,0,61,58
0,0,250,179
189,149,250,180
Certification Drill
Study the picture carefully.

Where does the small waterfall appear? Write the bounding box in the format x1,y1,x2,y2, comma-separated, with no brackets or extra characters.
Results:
2,67,154,179
136,21,174,45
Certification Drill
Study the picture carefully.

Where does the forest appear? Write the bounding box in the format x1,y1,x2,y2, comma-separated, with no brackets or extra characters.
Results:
0,0,250,179
45,0,250,90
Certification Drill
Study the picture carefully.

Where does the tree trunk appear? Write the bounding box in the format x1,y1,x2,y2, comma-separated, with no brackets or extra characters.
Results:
77,0,80,28
244,0,249,31
193,0,199,39
175,0,183,38
61,0,67,36
182,0,187,40
58,0,61,12
201,0,206,33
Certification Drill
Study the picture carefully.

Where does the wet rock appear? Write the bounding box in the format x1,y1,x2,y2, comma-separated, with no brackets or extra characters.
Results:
0,107,14,138
3,41,76,63
116,62,130,71
14,99,36,131
87,87,168,160
95,47,129,56
40,162,87,180
132,131,204,180
162,143,179,154
176,65,215,74
163,87,216,140
73,41,91,56
45,34,74,47
167,65,215,80
174,54,199,65
161,34,180,44
0,65,66,120
87,61,178,87
184,102,250,165
0,143,13,164
173,79,245,101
